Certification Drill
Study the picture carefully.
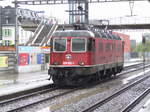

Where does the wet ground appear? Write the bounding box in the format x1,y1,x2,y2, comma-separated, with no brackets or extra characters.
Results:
0,73,18,86
0,70,51,96
0,71,50,85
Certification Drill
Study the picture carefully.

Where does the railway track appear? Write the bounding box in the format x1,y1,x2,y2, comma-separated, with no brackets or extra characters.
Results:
0,84,55,102
0,86,81,112
118,63,150,76
123,62,143,71
82,69,150,112
45,63,150,112
122,87,150,112
0,84,57,105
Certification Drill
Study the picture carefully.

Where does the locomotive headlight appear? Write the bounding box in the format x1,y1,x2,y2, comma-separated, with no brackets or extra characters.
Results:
53,61,59,65
66,54,72,60
78,62,84,66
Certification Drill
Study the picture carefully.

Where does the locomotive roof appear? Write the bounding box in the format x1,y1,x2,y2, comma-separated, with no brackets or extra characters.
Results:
53,30,121,40
53,30,95,37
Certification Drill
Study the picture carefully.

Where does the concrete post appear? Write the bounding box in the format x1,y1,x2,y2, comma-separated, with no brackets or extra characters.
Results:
14,0,19,73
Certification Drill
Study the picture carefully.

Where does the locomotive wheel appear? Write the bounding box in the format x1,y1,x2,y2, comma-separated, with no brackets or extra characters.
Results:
96,71,101,81
77,78,87,86
107,69,113,78
52,76,59,85
52,75,67,86
105,69,110,78
99,70,105,79
112,68,117,78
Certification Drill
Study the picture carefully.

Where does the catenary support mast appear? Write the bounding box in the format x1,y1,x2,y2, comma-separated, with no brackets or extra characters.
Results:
68,0,88,24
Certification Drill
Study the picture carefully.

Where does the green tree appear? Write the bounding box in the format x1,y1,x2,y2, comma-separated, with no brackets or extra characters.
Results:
133,41,150,52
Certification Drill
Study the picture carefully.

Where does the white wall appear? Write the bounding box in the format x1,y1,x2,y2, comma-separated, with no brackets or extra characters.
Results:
2,26,33,45
2,26,15,44
19,26,34,45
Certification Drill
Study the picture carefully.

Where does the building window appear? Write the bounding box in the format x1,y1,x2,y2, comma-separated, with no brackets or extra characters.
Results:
2,40,11,46
3,29,12,37
5,40,10,46
6,18,10,24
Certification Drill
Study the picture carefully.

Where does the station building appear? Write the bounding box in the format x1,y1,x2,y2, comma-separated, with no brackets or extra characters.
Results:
0,6,52,74
0,6,40,46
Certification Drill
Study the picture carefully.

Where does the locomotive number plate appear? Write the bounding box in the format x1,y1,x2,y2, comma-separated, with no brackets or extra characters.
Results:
63,61,74,65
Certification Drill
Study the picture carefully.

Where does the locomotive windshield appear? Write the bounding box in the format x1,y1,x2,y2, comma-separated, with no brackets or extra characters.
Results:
72,38,86,52
53,38,66,52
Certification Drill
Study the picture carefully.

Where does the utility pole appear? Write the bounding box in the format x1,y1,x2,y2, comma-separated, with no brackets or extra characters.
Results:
68,0,89,24
142,34,147,75
14,0,19,73
129,1,134,16
0,6,2,45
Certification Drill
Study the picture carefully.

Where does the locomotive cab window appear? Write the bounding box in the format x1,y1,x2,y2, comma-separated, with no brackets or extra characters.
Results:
71,38,86,52
53,38,67,52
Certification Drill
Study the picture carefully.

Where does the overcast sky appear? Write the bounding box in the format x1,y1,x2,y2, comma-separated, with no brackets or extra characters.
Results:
1,0,150,42
1,1,150,20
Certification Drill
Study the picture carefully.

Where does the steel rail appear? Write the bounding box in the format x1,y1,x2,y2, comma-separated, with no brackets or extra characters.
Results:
82,71,150,112
123,62,143,70
7,87,80,112
0,84,57,105
119,64,150,76
122,87,150,112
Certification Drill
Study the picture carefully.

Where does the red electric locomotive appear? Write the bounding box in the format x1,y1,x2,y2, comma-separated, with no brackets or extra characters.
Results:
48,26,124,86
